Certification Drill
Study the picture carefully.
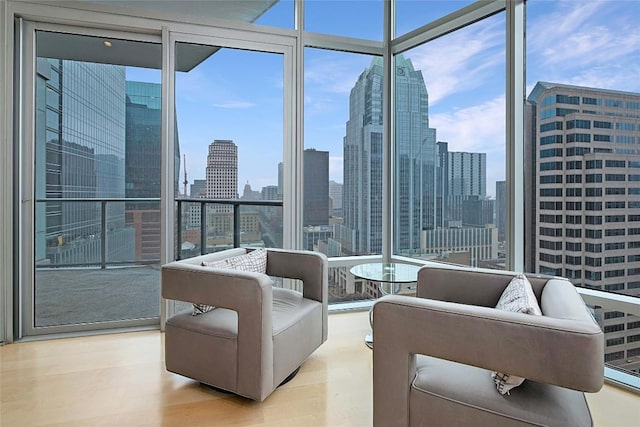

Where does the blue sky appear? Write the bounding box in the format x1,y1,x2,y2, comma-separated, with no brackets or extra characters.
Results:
128,0,640,198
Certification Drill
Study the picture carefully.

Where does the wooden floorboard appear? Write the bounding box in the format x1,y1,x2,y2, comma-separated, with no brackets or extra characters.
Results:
1,311,638,426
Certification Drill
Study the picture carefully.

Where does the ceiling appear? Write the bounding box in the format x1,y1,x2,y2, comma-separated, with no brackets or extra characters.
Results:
36,0,279,71
86,0,278,24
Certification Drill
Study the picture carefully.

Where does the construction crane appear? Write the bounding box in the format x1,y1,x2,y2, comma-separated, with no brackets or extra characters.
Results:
183,154,188,197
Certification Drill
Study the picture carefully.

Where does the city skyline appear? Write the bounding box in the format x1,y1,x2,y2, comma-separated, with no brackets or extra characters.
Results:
127,0,640,199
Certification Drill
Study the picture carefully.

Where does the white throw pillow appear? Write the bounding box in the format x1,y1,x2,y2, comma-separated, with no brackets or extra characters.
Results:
491,273,542,395
193,248,268,315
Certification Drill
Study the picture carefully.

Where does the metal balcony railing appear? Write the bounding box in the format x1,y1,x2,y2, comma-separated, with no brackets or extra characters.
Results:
175,197,283,258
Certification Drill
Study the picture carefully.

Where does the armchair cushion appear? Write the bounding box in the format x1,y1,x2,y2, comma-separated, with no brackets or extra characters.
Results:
194,248,268,315
492,273,542,394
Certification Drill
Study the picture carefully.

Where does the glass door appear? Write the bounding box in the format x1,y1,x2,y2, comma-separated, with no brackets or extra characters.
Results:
169,32,292,312
19,22,296,336
22,25,164,335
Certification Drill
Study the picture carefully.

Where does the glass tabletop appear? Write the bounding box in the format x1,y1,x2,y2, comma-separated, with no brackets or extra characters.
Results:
349,262,421,283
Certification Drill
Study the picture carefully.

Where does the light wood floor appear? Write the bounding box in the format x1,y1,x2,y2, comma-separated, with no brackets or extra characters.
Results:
1,311,638,426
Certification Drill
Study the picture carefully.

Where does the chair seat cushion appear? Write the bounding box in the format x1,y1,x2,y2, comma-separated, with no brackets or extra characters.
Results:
167,287,318,339
410,355,593,427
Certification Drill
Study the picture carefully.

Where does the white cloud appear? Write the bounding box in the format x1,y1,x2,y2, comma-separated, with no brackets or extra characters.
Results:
211,101,255,109
407,16,504,106
527,0,640,91
430,95,505,154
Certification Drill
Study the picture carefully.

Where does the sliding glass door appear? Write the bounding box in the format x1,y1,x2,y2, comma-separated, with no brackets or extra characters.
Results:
21,26,164,334
18,21,295,336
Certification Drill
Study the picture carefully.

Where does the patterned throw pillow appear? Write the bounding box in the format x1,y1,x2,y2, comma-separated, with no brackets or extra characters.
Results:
192,249,268,315
491,273,542,395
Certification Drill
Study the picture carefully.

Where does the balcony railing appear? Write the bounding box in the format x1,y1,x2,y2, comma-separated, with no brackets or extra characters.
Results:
35,198,162,269
175,197,283,259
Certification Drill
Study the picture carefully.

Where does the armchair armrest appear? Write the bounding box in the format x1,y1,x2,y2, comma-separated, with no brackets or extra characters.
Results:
372,295,604,426
265,248,328,342
265,248,328,303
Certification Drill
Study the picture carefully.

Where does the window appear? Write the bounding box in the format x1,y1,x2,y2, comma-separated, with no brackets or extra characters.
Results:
540,161,563,171
606,242,626,250
540,188,562,197
585,256,602,267
593,134,611,142
585,243,602,252
586,174,602,183
605,173,627,181
605,160,625,168
607,337,625,346
540,135,563,145
565,242,582,251
566,228,582,238
566,119,590,129
593,120,612,128
566,160,582,169
540,121,563,132
605,215,625,223
585,216,603,225
586,229,602,239
566,133,591,143
566,188,581,197
605,201,626,209
606,187,625,195
541,148,563,158
586,160,602,169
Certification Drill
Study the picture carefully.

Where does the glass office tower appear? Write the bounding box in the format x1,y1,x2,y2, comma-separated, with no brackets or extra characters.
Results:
337,55,436,256
35,57,130,265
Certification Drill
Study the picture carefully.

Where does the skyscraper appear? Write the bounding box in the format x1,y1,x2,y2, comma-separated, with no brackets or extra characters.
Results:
124,81,180,261
445,151,487,224
35,58,130,265
206,139,238,199
303,148,329,226
527,81,640,371
205,140,238,244
329,180,343,216
337,55,436,255
495,180,506,242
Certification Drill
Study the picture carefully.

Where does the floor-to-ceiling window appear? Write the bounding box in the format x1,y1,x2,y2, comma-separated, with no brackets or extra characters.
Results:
525,0,640,377
391,2,507,270
173,42,285,259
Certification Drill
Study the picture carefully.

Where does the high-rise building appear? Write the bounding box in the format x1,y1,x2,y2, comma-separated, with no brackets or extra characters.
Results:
337,55,436,255
124,81,181,261
527,81,640,371
261,185,279,201
303,148,329,226
495,181,506,242
446,151,486,224
35,58,131,265
329,180,343,217
206,139,238,199
190,179,207,198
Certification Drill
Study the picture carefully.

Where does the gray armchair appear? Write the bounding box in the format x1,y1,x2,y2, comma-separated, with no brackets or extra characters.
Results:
162,248,328,401
373,265,604,426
